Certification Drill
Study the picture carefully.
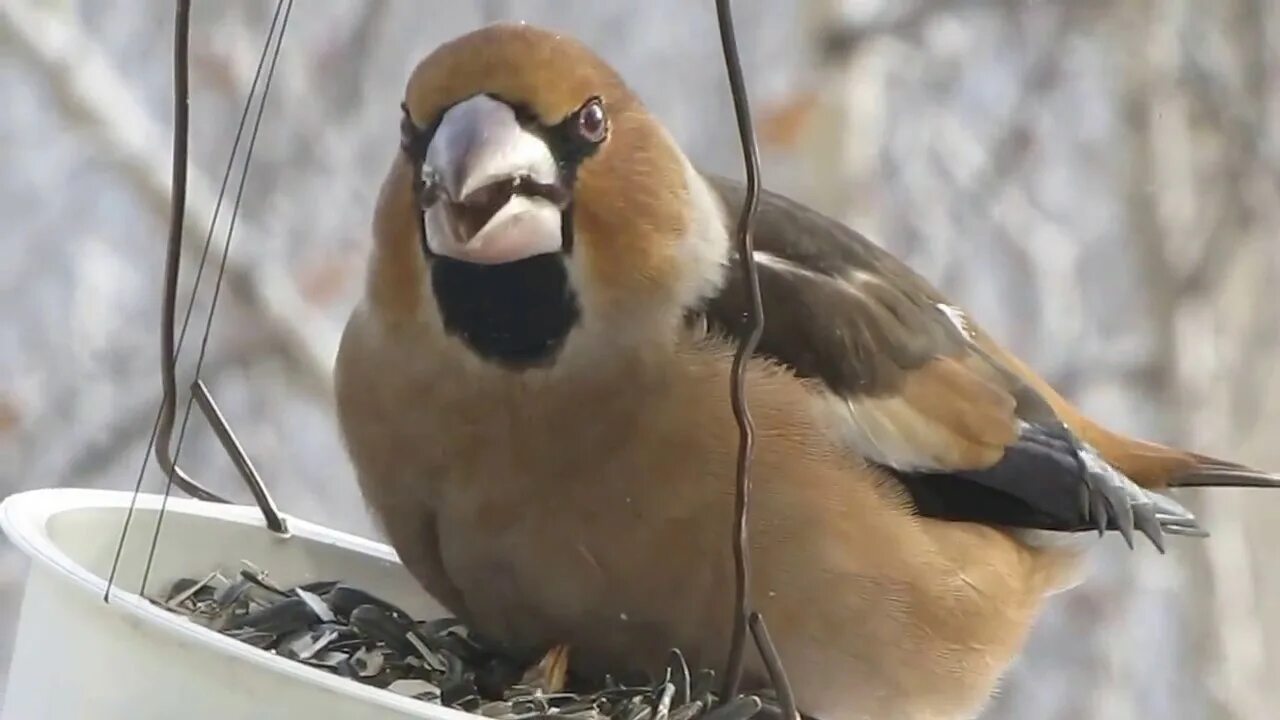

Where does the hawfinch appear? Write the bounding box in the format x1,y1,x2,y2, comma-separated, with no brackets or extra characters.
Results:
334,23,1280,720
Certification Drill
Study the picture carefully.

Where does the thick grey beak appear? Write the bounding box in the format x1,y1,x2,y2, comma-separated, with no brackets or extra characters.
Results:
420,95,564,265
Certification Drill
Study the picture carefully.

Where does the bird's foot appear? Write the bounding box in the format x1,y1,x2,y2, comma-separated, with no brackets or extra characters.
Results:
519,643,571,694
1076,444,1142,548
1076,443,1205,553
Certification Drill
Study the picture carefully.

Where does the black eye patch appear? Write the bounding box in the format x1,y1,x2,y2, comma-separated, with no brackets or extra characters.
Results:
399,101,439,167
400,95,603,187
482,94,604,178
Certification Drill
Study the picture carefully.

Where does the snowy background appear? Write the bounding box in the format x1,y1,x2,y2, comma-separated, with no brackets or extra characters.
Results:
2,1,1279,718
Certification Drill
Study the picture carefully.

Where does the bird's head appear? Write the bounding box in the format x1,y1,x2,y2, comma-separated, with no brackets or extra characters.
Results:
375,23,728,371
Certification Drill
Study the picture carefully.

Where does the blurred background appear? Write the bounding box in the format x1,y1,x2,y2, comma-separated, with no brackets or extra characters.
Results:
2,1,1278,717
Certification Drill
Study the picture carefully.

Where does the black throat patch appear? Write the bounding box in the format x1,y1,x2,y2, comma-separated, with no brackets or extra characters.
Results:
430,254,581,368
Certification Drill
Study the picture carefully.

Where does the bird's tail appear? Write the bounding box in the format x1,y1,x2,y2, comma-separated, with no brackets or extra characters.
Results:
1082,425,1280,491
973,328,1280,491
1168,452,1280,489
1071,437,1275,552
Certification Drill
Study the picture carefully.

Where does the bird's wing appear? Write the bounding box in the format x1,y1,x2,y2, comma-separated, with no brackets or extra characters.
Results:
693,174,1190,549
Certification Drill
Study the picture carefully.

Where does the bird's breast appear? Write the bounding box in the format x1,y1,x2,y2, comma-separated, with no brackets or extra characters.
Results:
420,356,743,674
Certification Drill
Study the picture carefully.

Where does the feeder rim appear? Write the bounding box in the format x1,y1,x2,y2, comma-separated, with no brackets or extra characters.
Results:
0,487,476,720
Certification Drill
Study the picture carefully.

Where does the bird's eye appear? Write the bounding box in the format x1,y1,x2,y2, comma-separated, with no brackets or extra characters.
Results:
575,98,608,143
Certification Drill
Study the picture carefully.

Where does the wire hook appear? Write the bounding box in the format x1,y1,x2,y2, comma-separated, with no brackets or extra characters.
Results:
152,0,287,535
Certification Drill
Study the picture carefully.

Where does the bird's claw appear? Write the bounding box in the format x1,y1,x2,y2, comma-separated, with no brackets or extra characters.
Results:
1156,514,1210,538
1132,501,1167,552
1077,444,1166,552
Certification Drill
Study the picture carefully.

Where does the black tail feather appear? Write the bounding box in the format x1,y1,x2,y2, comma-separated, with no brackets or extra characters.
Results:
1171,457,1280,489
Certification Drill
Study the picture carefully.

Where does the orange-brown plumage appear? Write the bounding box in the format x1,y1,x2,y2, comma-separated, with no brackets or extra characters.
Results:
403,25,632,131
336,22,1279,720
366,158,426,324
971,326,1247,490
895,356,1019,467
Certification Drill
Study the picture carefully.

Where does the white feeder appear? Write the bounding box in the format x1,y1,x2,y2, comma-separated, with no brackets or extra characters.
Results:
0,487,479,720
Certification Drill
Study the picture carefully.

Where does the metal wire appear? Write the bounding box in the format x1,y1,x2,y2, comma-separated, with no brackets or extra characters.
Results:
148,0,289,516
713,2,798,719
107,0,227,601
191,380,286,533
151,0,293,537
140,0,296,596
153,0,222,505
107,0,294,602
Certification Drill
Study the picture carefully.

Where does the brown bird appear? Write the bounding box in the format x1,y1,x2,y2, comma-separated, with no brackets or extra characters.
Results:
334,23,1280,720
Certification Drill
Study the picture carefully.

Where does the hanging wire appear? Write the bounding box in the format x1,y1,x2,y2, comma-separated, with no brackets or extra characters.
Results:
713,2,799,719
155,1,291,538
108,0,230,601
140,0,296,595
150,0,224,507
106,0,294,602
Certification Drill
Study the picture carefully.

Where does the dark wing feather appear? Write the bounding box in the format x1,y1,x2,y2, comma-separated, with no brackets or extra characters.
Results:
700,175,961,399
694,174,1182,546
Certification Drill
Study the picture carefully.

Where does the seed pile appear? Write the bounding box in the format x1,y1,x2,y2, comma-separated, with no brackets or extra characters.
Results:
157,562,777,720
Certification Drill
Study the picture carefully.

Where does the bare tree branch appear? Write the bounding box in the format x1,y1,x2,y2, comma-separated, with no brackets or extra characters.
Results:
0,0,337,403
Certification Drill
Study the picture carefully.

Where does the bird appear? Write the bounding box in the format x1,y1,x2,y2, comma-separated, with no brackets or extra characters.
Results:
333,22,1280,720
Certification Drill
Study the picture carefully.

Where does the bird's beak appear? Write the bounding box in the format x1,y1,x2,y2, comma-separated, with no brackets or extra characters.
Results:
420,94,566,265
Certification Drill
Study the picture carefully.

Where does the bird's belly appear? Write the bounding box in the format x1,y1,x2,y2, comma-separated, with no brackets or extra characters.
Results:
427,444,1042,719
432,455,737,679
383,350,1059,719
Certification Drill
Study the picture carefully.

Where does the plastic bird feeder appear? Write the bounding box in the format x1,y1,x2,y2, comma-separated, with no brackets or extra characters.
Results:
0,488,471,720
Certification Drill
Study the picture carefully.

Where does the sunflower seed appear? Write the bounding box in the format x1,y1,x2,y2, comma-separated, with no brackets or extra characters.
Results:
165,571,219,608
386,678,442,701
157,564,757,719
223,596,317,635
655,683,676,720
669,701,706,720
295,587,337,623
279,627,338,661
350,645,387,678
327,584,412,622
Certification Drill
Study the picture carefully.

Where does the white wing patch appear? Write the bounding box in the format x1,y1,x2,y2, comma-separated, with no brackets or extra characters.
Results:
752,250,819,277
936,303,976,340
753,253,971,471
